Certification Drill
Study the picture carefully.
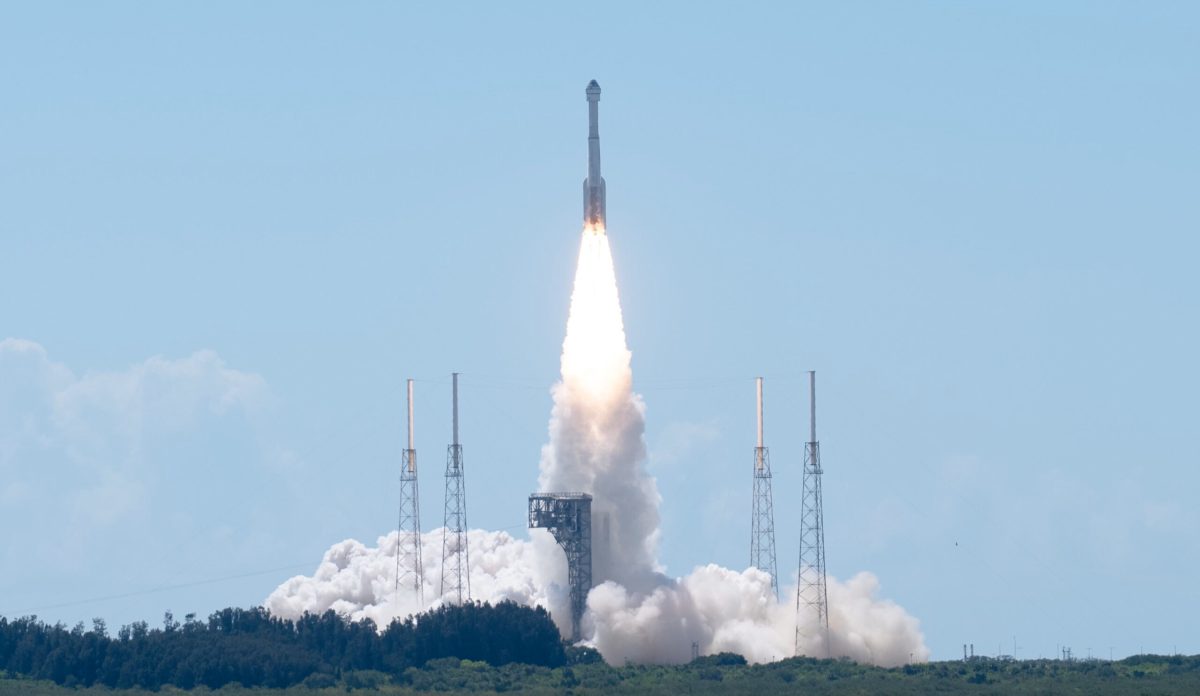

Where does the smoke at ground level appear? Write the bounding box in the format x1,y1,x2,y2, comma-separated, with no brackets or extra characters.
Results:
265,529,929,666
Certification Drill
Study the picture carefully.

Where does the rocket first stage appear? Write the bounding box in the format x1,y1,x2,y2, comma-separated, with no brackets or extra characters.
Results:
583,80,606,230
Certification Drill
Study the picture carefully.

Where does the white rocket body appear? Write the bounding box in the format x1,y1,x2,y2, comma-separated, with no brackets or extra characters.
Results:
583,80,607,230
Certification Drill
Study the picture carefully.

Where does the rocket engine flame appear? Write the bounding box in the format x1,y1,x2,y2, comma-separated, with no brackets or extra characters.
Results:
538,229,661,594
557,228,628,402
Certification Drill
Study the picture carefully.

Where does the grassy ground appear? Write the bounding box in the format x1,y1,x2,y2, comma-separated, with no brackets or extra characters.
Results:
3,655,1199,695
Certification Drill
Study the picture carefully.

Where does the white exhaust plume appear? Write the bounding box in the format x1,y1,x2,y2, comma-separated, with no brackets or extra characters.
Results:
538,231,662,593
266,231,929,665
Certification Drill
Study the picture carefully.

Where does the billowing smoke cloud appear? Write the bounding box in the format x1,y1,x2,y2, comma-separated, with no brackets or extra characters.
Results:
264,530,925,666
266,231,929,666
538,232,662,593
266,529,555,630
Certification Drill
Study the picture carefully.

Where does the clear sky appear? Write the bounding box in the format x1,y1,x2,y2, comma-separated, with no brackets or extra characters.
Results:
1,2,1197,661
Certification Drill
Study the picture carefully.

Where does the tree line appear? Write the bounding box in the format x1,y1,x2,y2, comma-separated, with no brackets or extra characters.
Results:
0,601,567,690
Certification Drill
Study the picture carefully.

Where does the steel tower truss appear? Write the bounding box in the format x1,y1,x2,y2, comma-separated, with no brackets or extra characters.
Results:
528,493,592,641
796,371,829,657
441,373,470,603
396,379,424,607
750,377,779,597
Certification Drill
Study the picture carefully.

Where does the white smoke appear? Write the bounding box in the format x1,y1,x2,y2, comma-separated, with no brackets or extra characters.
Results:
587,566,924,666
537,231,662,592
265,529,555,629
266,230,929,666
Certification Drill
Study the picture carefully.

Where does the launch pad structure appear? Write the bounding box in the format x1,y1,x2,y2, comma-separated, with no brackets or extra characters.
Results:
528,493,593,641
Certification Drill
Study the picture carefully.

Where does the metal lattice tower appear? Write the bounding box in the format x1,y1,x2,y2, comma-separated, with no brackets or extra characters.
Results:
796,370,830,657
528,493,592,641
750,377,779,598
395,378,424,606
440,373,471,604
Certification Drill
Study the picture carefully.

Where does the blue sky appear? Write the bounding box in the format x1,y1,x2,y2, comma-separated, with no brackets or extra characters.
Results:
1,2,1197,660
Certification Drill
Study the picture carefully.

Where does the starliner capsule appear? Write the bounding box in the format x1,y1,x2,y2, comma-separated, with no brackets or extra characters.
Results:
583,80,606,231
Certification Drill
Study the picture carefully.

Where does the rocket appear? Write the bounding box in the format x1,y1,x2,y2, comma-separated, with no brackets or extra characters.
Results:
583,80,606,230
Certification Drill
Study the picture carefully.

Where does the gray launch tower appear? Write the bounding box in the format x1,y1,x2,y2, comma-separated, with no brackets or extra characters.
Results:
750,377,779,597
440,373,471,603
528,493,592,641
395,379,424,606
795,371,830,656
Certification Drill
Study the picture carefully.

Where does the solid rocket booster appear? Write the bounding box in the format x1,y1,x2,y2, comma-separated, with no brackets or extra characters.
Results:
583,80,606,229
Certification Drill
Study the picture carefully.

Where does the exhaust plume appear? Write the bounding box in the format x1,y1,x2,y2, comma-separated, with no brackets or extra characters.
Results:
266,230,929,666
538,230,661,593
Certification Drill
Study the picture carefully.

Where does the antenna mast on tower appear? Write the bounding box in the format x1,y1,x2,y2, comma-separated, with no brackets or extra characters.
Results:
796,370,830,657
395,378,424,606
750,377,779,598
441,373,471,603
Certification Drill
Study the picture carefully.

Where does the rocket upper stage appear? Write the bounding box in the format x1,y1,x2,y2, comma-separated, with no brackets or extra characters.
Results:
584,80,607,230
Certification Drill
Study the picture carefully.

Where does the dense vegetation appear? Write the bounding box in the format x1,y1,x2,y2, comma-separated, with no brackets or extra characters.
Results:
0,602,564,690
2,605,1198,693
2,653,1199,694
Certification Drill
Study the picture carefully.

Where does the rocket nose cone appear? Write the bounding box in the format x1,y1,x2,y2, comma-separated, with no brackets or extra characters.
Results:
586,80,601,95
